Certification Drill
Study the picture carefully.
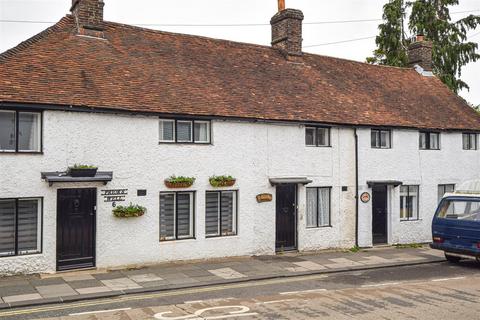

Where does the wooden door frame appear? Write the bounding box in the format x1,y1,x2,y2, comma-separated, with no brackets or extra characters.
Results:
56,187,97,271
275,184,298,252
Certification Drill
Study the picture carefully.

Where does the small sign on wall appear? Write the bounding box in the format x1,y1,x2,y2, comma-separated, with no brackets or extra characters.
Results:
360,192,371,203
256,193,272,203
101,189,128,207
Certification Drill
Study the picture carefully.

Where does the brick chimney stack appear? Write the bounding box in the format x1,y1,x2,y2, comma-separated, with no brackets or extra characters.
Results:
408,34,433,71
270,4,304,57
70,0,105,37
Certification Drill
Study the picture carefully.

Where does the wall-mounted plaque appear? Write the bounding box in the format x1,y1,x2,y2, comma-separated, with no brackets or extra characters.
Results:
256,193,273,203
360,192,371,203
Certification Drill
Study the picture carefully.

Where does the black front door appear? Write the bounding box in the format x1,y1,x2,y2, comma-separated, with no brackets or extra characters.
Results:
57,188,96,271
275,184,297,251
372,185,388,245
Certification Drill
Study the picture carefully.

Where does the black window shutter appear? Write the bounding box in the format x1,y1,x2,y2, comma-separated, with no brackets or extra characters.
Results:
17,199,38,253
220,192,234,235
160,193,175,239
0,200,16,256
206,192,219,236
176,193,191,237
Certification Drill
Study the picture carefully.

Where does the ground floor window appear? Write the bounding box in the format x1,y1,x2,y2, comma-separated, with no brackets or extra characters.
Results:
306,187,331,227
0,198,42,257
205,191,237,237
159,192,195,241
438,184,455,203
400,185,419,221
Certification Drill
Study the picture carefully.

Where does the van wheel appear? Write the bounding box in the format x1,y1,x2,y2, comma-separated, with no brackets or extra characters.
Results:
445,254,461,263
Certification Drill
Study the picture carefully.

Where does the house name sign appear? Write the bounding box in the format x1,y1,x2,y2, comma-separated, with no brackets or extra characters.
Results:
101,189,128,207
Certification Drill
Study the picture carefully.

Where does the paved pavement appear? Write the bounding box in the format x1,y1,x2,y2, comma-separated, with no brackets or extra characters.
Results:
0,246,445,310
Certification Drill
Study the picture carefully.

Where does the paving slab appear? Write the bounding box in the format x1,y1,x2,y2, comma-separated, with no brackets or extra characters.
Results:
208,268,247,279
76,286,113,295
101,278,142,291
128,273,164,283
35,284,78,298
2,293,42,303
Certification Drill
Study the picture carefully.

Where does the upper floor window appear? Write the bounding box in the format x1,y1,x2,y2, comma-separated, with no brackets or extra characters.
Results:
371,129,391,149
159,119,210,144
0,110,42,153
419,131,440,150
305,127,330,147
400,185,419,221
463,133,477,150
0,198,42,257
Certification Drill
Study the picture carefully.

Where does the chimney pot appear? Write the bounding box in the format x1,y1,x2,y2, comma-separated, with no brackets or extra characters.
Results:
270,8,304,57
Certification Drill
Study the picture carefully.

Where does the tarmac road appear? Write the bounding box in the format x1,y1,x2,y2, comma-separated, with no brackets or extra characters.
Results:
1,258,479,319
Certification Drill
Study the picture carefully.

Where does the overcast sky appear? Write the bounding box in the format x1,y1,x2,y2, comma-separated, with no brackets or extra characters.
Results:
1,0,479,105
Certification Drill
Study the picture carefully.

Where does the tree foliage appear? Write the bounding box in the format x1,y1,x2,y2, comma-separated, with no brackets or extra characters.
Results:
368,0,480,93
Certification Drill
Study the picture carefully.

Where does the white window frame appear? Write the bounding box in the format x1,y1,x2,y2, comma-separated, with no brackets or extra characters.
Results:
159,119,176,143
159,191,195,241
400,185,419,221
0,197,42,257
306,187,331,228
205,190,237,238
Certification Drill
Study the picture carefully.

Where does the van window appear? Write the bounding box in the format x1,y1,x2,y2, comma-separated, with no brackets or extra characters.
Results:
436,199,480,221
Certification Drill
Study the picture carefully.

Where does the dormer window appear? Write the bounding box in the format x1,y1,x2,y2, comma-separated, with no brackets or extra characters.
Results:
159,119,210,144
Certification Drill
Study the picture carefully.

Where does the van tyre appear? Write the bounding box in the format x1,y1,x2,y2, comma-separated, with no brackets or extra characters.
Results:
445,254,461,263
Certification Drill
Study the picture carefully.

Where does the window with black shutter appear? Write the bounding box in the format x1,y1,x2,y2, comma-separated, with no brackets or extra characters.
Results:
160,192,194,241
205,191,237,237
0,198,42,257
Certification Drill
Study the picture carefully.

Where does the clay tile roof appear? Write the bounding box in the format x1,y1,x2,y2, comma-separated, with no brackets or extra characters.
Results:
1,15,479,130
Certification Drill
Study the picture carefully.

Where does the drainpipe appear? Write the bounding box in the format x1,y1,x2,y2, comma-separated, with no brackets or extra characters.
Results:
354,128,359,247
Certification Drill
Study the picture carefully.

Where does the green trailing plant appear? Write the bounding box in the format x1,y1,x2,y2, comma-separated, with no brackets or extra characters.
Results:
209,175,236,187
165,176,196,184
70,164,97,169
348,245,362,253
368,0,480,93
112,203,146,218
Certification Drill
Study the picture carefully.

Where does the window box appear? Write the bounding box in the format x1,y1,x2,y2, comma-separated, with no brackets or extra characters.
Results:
112,204,146,218
68,167,98,177
209,175,236,187
164,176,196,189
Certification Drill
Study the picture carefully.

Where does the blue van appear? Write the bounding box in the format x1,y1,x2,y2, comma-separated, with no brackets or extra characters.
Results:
431,186,480,263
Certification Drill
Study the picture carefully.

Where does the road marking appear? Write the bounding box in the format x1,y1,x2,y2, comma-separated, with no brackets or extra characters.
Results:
185,298,234,304
154,305,257,320
256,299,297,305
69,307,131,316
361,282,400,288
431,276,466,282
279,288,327,295
0,273,332,318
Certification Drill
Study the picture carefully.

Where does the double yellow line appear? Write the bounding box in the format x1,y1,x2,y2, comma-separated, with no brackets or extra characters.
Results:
0,273,327,318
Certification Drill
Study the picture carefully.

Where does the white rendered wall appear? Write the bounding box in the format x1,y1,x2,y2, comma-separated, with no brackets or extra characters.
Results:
357,128,480,247
0,110,355,275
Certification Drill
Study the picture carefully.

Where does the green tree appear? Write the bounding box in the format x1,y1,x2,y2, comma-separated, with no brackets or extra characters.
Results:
368,0,480,93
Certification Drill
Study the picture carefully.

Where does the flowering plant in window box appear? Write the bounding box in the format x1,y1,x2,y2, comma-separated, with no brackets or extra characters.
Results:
67,164,98,177
112,203,146,218
209,175,236,187
164,175,196,188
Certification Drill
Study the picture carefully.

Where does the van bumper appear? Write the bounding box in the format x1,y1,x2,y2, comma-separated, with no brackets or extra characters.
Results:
430,243,480,258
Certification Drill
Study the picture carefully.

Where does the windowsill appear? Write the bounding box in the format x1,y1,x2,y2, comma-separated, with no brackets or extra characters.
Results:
371,147,392,149
400,219,422,222
0,251,42,259
306,225,332,229
306,145,332,148
0,151,43,154
159,237,196,243
158,142,211,145
206,234,238,239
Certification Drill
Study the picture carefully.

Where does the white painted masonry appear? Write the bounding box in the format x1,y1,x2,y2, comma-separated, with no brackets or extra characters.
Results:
357,128,480,247
0,110,356,275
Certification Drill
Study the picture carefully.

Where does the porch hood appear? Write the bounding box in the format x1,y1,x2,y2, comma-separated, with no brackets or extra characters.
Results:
269,177,313,186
